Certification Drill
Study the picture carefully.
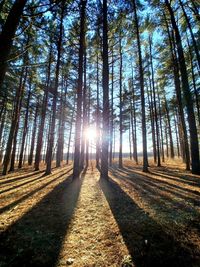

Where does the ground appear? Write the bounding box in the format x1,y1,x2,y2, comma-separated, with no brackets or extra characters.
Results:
0,158,200,267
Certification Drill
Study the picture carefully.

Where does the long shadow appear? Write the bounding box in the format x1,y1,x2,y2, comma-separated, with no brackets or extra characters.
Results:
111,167,200,201
0,173,46,194
0,168,31,180
0,170,43,186
150,170,200,187
99,177,200,267
0,168,73,214
0,172,83,267
125,164,200,185
113,171,200,221
110,168,200,229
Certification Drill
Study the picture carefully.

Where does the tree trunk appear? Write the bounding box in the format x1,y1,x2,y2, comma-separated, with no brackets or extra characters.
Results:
56,82,66,167
165,119,169,158
34,47,52,171
157,88,165,162
0,106,6,163
173,111,180,157
73,0,87,178
179,0,200,71
0,0,27,90
80,51,87,170
164,96,175,159
109,49,114,166
66,103,75,165
149,36,161,166
28,100,39,165
164,11,190,169
85,83,90,167
186,33,200,126
129,120,132,160
101,0,109,178
45,5,64,175
96,53,100,168
119,37,123,168
18,89,31,168
165,0,200,174
2,66,28,175
132,0,148,172
147,84,157,163
9,70,27,172
131,76,138,164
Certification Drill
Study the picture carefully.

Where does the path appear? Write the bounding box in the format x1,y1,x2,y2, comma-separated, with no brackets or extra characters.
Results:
57,164,130,267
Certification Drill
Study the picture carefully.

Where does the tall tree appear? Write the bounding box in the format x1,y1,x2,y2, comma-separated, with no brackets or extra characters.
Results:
101,0,109,178
18,88,31,168
0,0,28,90
73,0,87,178
34,46,52,171
165,0,200,174
179,0,200,70
28,100,39,165
132,0,148,172
118,36,123,168
2,51,28,175
45,2,64,175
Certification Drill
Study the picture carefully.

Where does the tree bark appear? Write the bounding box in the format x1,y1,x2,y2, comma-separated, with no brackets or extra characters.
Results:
96,53,100,168
73,0,87,178
45,4,64,175
18,89,31,168
109,49,114,166
66,103,75,165
119,37,123,168
164,96,175,159
80,50,87,169
165,0,200,174
28,100,39,165
101,0,109,178
164,11,190,169
149,36,161,166
34,47,52,171
132,0,148,172
9,69,28,172
2,66,28,175
179,0,200,71
0,0,27,90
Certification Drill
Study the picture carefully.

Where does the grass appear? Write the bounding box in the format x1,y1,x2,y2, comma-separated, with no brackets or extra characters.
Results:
0,158,200,266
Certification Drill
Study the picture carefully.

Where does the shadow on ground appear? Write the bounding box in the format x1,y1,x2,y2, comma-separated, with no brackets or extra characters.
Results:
0,171,84,267
100,175,200,267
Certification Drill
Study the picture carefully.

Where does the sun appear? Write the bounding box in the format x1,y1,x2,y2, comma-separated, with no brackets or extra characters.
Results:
84,127,97,142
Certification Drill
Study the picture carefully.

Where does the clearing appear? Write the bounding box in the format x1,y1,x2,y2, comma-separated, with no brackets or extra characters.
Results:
0,159,200,267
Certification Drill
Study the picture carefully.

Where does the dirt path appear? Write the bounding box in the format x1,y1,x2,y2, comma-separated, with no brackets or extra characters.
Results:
57,164,130,267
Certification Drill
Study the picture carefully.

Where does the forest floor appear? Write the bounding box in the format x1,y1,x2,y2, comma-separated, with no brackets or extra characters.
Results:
0,158,200,267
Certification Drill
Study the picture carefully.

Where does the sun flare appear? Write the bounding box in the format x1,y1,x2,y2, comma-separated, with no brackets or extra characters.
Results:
84,127,97,142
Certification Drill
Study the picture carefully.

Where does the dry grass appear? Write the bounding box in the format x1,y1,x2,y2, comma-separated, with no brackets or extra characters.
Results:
0,158,200,266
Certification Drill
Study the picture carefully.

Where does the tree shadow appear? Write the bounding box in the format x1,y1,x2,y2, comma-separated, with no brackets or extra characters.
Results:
0,168,73,214
0,173,46,194
0,172,84,267
0,170,43,186
111,166,200,202
99,177,199,267
125,164,200,185
110,167,200,235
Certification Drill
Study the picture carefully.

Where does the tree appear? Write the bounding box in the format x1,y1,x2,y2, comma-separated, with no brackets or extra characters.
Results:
132,0,148,172
73,0,87,178
0,0,28,90
45,1,65,175
101,0,109,178
165,0,200,174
